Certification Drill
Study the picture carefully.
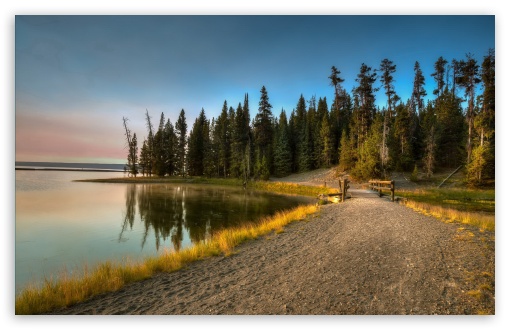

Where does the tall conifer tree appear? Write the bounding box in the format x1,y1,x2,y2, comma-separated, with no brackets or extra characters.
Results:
175,109,187,177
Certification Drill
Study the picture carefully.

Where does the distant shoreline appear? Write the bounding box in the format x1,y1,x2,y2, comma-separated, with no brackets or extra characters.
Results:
15,161,126,173
15,167,124,173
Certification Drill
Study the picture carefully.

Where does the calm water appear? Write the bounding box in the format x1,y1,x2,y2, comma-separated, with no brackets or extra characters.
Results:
15,170,312,293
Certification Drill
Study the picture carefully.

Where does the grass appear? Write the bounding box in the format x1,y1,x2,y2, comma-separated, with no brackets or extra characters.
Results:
77,176,336,197
401,199,495,232
74,176,245,186
15,204,318,315
396,188,495,213
393,187,495,232
250,181,335,197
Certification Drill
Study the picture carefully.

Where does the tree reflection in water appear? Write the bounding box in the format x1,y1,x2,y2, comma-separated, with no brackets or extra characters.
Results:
118,184,312,252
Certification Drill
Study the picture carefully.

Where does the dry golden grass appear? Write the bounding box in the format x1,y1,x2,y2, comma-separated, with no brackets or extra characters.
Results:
15,204,317,315
402,199,495,232
251,181,335,197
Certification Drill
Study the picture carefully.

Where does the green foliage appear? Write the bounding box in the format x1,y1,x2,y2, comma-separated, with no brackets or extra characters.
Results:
467,143,488,186
397,188,494,214
410,164,419,182
254,154,270,181
410,61,427,114
122,117,138,177
319,113,334,167
128,133,138,177
433,90,466,168
431,56,448,96
175,109,188,177
392,102,413,171
273,110,292,177
121,50,495,187
187,109,209,176
351,115,382,181
379,58,399,114
352,63,378,146
339,129,355,171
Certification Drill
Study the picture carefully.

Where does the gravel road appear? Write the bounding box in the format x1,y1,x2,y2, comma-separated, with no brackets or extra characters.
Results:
51,188,494,315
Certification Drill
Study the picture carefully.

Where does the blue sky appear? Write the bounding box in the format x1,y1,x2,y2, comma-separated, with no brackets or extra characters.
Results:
15,14,494,163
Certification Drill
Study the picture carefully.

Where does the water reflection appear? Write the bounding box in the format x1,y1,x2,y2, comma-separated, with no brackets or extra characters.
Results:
16,171,313,292
119,184,311,252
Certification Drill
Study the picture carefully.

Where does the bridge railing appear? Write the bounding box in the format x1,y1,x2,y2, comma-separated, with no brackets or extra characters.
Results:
318,178,350,203
368,179,395,202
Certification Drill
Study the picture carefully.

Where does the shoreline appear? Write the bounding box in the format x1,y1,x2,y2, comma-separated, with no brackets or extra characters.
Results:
46,195,494,315
16,167,124,173
15,168,495,315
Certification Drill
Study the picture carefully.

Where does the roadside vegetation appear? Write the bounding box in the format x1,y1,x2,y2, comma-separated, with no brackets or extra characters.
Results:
396,188,495,231
15,203,318,315
78,176,335,197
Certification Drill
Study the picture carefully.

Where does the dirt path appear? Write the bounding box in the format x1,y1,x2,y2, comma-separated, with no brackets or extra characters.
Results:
50,170,495,315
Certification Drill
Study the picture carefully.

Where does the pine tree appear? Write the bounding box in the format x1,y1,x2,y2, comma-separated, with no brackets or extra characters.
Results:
431,56,448,97
254,86,274,178
206,117,220,177
319,113,334,167
410,61,427,115
139,138,149,176
163,119,177,176
456,53,481,164
175,109,187,177
351,114,383,181
451,59,461,97
242,93,253,181
423,125,436,179
329,66,345,114
431,91,465,168
379,58,399,116
479,48,495,181
122,117,138,177
230,103,246,178
187,109,208,176
409,61,427,160
352,63,378,149
144,109,155,176
293,94,308,172
217,101,231,177
468,51,495,186
273,109,292,177
153,112,166,176
307,97,320,169
392,102,413,170
299,119,313,172
338,129,355,172
129,133,139,177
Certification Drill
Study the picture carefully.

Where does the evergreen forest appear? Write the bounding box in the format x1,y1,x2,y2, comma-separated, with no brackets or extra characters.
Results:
122,50,495,187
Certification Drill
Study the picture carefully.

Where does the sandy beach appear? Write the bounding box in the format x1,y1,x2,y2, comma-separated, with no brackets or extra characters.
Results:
49,170,495,315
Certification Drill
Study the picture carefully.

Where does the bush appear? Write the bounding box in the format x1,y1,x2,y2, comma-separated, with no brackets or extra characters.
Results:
410,164,419,182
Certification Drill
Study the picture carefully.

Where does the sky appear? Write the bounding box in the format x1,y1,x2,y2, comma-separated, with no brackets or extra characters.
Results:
14,14,495,164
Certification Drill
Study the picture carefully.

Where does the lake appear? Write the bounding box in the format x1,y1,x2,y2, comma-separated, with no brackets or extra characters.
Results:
15,170,313,294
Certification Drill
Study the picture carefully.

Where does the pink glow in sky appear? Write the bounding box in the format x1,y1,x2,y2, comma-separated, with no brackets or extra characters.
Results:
15,109,128,163
15,15,494,164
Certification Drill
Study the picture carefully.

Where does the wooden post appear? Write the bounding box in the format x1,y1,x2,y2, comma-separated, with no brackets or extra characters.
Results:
341,178,346,202
391,180,395,202
378,182,382,197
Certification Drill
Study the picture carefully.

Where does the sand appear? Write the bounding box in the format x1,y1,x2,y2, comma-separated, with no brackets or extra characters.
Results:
49,169,495,315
